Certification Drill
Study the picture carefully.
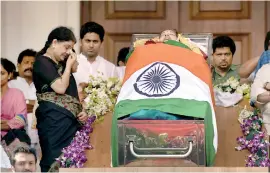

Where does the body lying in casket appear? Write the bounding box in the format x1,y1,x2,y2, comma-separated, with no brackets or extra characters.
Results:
111,33,217,167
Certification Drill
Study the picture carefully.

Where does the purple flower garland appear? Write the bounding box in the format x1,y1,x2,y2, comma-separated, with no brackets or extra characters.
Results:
236,110,270,167
56,116,96,168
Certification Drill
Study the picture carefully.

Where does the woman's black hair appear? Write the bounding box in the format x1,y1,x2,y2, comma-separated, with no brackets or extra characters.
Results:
264,31,270,51
117,47,129,66
36,26,76,57
1,58,15,75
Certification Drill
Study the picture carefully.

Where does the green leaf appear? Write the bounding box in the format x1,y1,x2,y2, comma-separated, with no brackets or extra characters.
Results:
65,158,73,167
257,149,263,157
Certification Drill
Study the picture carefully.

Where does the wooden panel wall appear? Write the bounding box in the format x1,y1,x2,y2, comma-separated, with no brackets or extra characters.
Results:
81,1,268,66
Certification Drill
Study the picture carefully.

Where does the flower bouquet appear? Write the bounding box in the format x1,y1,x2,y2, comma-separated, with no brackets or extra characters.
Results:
214,77,251,107
83,72,122,122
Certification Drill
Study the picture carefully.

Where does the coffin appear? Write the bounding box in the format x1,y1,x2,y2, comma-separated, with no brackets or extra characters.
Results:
111,32,216,167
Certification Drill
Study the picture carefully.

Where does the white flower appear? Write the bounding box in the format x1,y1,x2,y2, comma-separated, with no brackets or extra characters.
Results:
107,81,114,89
236,87,243,95
215,77,251,98
230,81,239,89
239,106,253,119
82,74,122,119
222,81,230,87
225,87,232,93
84,95,91,103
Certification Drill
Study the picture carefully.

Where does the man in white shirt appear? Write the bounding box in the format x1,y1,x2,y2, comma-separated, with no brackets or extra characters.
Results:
8,49,37,104
73,22,118,86
8,49,38,148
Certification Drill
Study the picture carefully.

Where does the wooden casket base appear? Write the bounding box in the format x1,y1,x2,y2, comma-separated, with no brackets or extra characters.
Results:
125,159,198,167
84,113,112,167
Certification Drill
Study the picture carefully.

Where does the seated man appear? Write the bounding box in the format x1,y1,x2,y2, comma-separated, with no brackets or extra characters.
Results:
211,35,239,86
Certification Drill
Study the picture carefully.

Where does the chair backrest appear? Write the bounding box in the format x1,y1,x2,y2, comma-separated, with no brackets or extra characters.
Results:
130,33,213,58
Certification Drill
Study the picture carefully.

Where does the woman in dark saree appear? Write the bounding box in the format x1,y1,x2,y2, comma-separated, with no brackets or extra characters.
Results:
33,26,88,172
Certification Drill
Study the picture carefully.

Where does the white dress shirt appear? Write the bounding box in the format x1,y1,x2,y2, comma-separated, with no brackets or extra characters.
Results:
8,77,37,100
73,53,118,86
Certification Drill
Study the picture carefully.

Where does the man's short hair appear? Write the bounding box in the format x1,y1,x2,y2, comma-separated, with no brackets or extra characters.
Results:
17,49,37,64
11,146,37,166
80,21,105,42
212,35,236,55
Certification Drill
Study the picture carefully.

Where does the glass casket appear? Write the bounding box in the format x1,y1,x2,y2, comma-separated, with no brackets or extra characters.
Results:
117,120,205,167
112,33,215,167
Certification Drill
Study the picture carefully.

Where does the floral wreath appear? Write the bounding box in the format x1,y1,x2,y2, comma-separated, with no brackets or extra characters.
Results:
133,34,205,57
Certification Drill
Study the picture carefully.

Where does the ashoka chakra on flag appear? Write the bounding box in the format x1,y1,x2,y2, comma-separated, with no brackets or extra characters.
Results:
134,62,180,97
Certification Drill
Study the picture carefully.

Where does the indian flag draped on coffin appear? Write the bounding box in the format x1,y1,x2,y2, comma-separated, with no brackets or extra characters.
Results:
111,40,217,166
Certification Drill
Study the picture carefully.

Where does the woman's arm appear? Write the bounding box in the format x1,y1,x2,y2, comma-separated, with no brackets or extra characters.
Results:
257,91,270,104
34,53,76,94
1,120,10,130
6,90,27,130
51,53,77,94
251,64,270,108
50,67,72,94
238,56,260,78
78,82,88,103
